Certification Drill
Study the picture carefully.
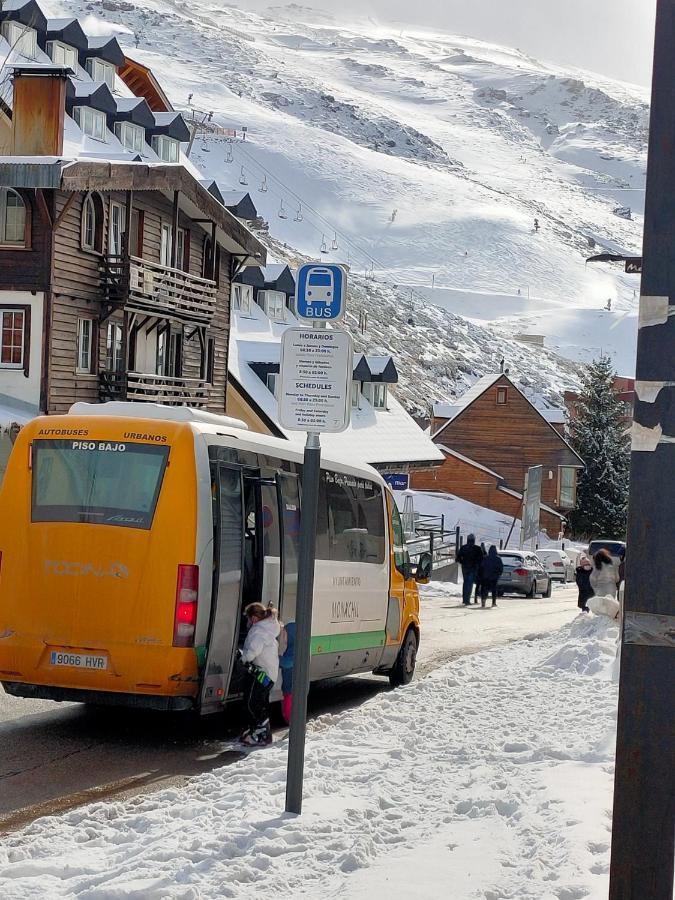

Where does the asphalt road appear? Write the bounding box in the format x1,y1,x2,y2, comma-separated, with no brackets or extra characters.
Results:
0,583,579,833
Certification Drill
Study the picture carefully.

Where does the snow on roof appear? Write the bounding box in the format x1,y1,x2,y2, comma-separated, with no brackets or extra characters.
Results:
539,408,566,424
229,309,443,467
436,444,503,480
366,355,392,376
263,263,289,281
433,401,460,419
431,373,502,436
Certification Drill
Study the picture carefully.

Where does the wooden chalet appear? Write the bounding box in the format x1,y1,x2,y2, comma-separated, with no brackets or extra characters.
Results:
0,9,266,419
412,373,584,536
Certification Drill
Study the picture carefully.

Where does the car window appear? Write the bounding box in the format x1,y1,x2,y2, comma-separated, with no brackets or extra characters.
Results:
499,554,523,566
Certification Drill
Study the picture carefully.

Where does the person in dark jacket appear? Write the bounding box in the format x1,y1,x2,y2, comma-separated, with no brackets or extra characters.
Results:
457,534,484,606
474,542,487,604
480,546,504,608
575,554,594,611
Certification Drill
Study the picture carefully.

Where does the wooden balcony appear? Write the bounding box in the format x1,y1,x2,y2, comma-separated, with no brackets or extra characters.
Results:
103,255,217,326
100,371,209,408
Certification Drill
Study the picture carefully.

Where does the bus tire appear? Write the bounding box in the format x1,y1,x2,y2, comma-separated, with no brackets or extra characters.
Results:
389,628,418,688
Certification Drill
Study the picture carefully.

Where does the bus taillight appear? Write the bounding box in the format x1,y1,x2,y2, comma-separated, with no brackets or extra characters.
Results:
173,565,199,647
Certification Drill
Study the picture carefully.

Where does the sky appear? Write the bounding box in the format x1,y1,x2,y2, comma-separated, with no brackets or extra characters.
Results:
259,0,657,87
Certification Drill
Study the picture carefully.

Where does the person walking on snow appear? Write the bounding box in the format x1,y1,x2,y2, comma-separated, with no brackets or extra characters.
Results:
238,603,280,746
279,619,296,725
589,549,620,600
480,545,504,608
575,554,594,612
474,542,487,604
457,534,484,606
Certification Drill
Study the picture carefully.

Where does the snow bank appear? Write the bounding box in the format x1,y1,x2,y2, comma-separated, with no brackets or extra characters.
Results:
0,615,619,899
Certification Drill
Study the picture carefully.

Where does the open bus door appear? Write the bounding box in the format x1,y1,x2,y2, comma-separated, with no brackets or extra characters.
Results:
200,463,245,714
276,472,300,626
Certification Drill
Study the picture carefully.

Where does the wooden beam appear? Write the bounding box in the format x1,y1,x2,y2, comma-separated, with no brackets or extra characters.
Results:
35,189,52,227
210,221,217,280
53,192,77,230
170,190,179,269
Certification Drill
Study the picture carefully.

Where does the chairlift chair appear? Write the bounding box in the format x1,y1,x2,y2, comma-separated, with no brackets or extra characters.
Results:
225,140,234,163
278,199,288,219
260,176,268,193
331,232,339,251
320,234,328,254
294,205,303,222
239,167,248,186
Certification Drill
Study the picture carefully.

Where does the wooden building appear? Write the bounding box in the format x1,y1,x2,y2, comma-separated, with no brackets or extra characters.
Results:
412,374,584,536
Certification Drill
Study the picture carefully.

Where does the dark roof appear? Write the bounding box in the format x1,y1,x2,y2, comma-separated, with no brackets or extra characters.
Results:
46,17,88,52
262,263,295,295
221,190,258,220
66,79,117,116
0,0,47,31
150,111,190,142
353,354,398,384
11,63,72,77
82,35,125,67
234,265,265,289
249,362,279,384
115,96,155,129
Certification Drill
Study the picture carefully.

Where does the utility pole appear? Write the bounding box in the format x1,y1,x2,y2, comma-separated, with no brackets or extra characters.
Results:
609,1,675,896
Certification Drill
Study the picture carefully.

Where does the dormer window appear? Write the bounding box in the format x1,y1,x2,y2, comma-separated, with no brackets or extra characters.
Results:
73,106,107,140
86,57,115,91
47,40,77,69
152,135,180,163
115,121,145,153
266,373,278,398
364,383,387,409
261,291,285,322
232,283,252,315
351,381,361,408
2,21,37,58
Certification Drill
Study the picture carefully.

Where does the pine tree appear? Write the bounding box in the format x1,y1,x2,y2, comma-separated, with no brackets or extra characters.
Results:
568,357,631,540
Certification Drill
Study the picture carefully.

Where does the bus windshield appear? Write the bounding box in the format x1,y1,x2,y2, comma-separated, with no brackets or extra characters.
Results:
31,440,169,529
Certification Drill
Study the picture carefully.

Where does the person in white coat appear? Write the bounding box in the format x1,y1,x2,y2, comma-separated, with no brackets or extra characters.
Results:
589,549,620,599
239,603,281,746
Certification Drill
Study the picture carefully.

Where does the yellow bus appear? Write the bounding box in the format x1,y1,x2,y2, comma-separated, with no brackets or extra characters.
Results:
0,404,429,714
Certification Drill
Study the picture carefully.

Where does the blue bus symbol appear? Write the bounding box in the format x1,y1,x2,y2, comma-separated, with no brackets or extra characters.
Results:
307,269,335,307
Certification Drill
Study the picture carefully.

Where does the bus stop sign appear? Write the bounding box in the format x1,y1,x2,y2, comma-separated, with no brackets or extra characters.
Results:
295,264,347,322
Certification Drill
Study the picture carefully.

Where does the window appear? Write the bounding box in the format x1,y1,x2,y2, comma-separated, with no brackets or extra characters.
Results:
104,322,123,372
232,283,252,315
317,472,386,564
73,106,107,141
86,57,116,91
157,329,182,376
0,309,25,367
175,228,187,271
0,188,26,246
2,21,37,57
152,135,180,163
496,386,508,405
266,372,278,397
31,440,169,530
115,121,145,153
558,467,578,509
76,318,94,373
47,40,77,69
81,193,103,252
160,223,172,267
205,337,216,385
363,382,387,409
351,380,361,408
108,200,125,256
390,500,409,575
263,291,285,321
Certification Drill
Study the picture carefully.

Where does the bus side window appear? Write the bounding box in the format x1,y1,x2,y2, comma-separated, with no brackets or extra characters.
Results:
390,502,409,576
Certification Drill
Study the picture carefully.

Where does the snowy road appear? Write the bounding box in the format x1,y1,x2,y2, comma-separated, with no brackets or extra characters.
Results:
0,584,579,833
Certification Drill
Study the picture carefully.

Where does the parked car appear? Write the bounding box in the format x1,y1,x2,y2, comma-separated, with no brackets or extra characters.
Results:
588,540,626,566
536,549,575,583
497,551,552,598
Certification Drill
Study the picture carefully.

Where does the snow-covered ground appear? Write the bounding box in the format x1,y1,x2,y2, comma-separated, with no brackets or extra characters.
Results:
0,606,619,899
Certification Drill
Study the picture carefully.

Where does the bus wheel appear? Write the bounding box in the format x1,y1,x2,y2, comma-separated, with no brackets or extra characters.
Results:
389,629,418,687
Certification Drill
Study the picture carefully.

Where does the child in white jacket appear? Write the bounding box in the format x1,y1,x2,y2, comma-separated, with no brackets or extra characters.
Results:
239,603,280,746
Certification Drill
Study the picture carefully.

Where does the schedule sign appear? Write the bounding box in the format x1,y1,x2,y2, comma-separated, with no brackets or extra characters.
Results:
279,328,353,433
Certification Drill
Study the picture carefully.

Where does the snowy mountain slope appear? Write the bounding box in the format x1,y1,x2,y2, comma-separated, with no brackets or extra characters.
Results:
51,0,646,382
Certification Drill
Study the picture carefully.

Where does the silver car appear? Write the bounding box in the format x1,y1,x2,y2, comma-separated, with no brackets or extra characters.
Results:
498,551,552,598
536,549,575,583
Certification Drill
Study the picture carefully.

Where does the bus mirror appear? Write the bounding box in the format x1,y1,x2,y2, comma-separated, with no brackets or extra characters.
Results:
416,551,433,584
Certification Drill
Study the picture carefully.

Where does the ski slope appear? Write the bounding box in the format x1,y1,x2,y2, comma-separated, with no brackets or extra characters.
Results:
53,0,647,382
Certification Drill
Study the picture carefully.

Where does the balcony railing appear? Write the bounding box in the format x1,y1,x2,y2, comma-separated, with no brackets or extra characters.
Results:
99,371,209,408
103,255,217,326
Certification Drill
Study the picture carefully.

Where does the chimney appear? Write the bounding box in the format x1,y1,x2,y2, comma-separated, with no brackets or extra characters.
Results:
11,66,69,156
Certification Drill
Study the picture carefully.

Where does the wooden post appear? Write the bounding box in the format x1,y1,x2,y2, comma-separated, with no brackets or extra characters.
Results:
170,190,179,269
210,221,217,280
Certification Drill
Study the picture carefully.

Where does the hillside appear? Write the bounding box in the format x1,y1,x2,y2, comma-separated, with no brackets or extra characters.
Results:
53,0,648,403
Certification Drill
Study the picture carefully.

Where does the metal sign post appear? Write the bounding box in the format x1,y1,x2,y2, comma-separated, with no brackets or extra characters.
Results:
283,263,351,815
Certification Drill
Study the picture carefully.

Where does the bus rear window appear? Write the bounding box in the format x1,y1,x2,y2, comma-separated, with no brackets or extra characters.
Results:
31,440,169,529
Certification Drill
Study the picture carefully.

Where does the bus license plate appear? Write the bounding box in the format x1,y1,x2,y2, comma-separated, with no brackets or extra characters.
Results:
50,651,107,671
